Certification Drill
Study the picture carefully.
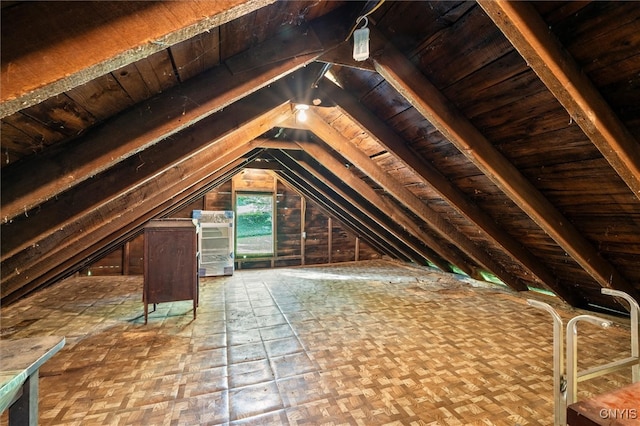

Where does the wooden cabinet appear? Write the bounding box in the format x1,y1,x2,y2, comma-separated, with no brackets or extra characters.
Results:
143,219,199,324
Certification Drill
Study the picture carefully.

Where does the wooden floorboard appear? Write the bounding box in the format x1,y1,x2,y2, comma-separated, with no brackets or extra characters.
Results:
0,260,632,425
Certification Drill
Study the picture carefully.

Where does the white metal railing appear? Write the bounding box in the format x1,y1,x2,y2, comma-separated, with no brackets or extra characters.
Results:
565,314,613,406
527,299,567,425
528,288,639,426
600,289,639,383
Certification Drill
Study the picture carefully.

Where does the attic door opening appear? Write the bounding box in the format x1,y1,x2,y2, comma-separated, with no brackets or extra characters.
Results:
236,192,274,257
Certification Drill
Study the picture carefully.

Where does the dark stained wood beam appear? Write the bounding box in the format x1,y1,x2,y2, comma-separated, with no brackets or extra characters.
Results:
278,156,410,261
1,98,293,302
317,41,377,72
250,140,304,151
290,141,462,274
2,76,297,261
371,32,640,302
316,79,578,304
273,153,409,261
5,154,252,305
478,0,640,201
250,145,429,263
1,23,332,222
270,151,417,263
277,169,407,262
0,0,276,117
282,140,456,273
3,145,254,304
301,109,529,292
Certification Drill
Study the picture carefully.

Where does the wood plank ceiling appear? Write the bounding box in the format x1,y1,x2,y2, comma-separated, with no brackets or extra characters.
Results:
1,1,639,314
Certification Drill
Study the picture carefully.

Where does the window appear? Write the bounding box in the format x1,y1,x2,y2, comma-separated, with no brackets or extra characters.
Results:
236,193,274,257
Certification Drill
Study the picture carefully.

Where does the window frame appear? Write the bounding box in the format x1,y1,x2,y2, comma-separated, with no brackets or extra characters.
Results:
235,191,275,258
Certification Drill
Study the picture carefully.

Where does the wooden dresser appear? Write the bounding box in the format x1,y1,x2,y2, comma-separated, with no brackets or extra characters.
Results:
143,219,199,324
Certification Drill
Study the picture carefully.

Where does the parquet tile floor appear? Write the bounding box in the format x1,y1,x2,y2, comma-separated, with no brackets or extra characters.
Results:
0,260,633,425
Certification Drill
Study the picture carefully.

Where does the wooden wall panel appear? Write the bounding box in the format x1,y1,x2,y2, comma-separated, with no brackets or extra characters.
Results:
234,168,275,191
304,206,329,265
80,251,122,276
80,170,384,274
276,181,302,258
331,225,356,263
205,181,233,210
79,234,146,276
358,239,383,261
171,198,204,219
237,260,272,270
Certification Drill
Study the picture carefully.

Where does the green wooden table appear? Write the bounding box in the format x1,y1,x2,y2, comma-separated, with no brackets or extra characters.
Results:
0,336,65,425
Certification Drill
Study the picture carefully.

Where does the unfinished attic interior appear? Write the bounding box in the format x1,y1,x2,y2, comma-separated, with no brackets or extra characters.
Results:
1,0,639,424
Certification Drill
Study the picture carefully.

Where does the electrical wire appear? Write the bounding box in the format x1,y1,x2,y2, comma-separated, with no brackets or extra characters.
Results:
344,0,385,42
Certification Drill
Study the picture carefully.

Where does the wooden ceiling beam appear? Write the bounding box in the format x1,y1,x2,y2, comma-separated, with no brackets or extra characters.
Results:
255,138,458,276
2,84,293,260
287,141,455,273
275,124,464,272
276,169,406,261
371,32,640,303
478,0,640,201
1,25,332,222
316,78,577,304
2,142,255,303
1,100,292,302
250,140,304,151
302,109,529,292
270,151,417,263
0,0,276,117
5,153,252,305
253,146,417,261
317,42,377,72
8,153,251,304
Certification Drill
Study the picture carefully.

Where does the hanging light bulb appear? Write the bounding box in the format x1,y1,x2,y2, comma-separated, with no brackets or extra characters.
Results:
295,104,309,123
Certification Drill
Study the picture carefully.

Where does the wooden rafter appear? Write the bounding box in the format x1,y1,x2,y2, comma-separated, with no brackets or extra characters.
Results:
0,0,276,117
6,153,254,305
478,0,640,201
316,78,577,304
371,31,640,302
1,97,293,301
300,109,529,292
283,140,456,272
317,42,376,73
3,145,255,304
2,80,294,259
248,148,408,261
1,26,332,222
270,151,417,263
254,144,442,270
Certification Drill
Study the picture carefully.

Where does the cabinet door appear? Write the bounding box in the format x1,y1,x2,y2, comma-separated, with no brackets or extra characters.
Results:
145,228,196,303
